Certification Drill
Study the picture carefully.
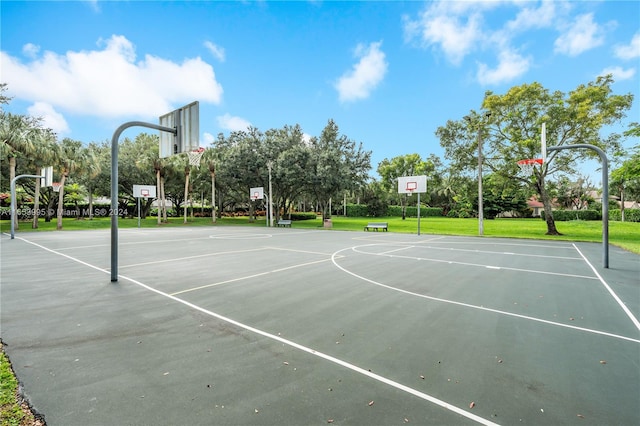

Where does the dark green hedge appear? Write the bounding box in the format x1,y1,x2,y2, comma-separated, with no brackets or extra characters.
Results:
541,210,601,221
345,204,443,218
609,209,640,222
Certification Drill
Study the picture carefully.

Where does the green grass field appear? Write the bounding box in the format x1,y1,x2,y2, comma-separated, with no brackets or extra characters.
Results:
3,215,639,254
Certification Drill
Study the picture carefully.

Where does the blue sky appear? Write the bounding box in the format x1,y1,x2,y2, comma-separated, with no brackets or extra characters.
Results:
2,0,639,183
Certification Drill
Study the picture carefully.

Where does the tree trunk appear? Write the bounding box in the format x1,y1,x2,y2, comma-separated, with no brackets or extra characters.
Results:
156,169,162,225
537,176,561,235
10,156,18,230
183,170,190,223
161,177,167,222
620,187,625,222
32,176,41,229
88,187,94,220
211,172,216,223
56,175,67,230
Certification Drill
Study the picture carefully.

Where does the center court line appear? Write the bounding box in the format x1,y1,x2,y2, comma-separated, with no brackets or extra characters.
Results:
171,257,337,296
120,248,266,269
12,235,500,426
572,244,640,331
332,246,640,344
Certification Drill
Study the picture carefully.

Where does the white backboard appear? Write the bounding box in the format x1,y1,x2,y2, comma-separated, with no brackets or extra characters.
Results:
40,166,53,187
398,175,427,194
250,187,264,200
133,184,157,198
159,101,200,158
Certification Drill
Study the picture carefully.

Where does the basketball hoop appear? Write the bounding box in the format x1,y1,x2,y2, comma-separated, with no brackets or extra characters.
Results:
52,182,62,192
517,158,543,176
187,147,205,166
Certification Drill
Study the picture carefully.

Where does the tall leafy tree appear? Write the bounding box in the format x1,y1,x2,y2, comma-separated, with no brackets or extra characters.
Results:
307,120,371,220
437,75,633,235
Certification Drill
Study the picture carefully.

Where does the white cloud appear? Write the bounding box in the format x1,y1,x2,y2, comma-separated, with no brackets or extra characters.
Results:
598,66,636,81
477,49,531,85
22,43,40,58
216,113,251,132
554,13,605,57
204,41,226,62
27,102,70,135
335,41,388,103
506,0,556,32
202,132,216,146
0,35,223,119
614,32,640,60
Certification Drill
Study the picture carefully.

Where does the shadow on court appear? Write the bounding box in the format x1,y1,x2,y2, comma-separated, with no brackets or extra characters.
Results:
1,226,639,425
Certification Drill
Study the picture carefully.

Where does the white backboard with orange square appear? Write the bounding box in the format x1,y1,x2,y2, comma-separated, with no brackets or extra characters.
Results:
398,175,427,194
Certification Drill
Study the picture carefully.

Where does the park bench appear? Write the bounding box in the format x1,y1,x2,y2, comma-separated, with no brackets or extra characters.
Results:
364,222,388,232
277,219,292,227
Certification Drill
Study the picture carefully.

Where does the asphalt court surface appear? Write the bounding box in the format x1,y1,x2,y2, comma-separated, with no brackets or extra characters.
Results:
1,226,639,425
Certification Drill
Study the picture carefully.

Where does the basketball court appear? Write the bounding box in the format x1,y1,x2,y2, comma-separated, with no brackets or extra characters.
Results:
1,226,639,425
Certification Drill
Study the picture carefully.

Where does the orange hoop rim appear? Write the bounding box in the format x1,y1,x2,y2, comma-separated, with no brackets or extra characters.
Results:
517,158,543,165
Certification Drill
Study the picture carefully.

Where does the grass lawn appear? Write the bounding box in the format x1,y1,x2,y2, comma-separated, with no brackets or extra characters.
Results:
2,215,639,254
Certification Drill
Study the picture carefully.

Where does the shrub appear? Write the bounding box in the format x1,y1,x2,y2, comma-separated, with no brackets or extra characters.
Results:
541,210,601,221
609,209,640,222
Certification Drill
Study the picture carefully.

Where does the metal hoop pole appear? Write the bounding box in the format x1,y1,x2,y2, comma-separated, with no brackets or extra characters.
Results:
111,121,176,282
547,144,609,268
10,174,44,239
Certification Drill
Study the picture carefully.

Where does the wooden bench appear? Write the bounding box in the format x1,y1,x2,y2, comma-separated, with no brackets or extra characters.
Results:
364,222,388,232
276,219,292,227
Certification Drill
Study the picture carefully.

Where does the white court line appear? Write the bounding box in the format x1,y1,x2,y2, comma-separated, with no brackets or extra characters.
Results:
361,243,581,261
56,236,213,251
120,247,266,269
265,246,337,256
573,244,640,331
172,258,336,296
352,246,597,281
9,235,499,426
379,246,415,255
332,246,640,344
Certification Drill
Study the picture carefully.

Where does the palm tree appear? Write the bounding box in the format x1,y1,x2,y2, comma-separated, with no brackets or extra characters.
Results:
29,128,59,228
0,112,40,230
55,138,87,230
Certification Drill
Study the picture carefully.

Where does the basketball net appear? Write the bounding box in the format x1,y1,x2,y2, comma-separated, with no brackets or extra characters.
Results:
517,158,543,176
187,147,205,166
52,182,62,192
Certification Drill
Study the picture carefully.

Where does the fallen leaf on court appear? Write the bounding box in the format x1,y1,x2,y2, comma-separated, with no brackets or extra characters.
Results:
599,360,606,364
577,414,585,419
368,400,375,406
163,372,169,376
404,418,409,423
283,361,289,365
569,317,575,321
498,359,503,363
420,375,425,379
255,409,259,413
327,420,334,424
469,402,475,409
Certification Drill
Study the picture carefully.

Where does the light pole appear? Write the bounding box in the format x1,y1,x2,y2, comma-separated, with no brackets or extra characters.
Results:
465,112,491,236
267,160,274,227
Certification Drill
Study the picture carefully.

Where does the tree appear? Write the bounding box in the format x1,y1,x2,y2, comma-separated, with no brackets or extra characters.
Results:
306,120,371,220
377,154,428,219
611,136,640,221
437,75,634,235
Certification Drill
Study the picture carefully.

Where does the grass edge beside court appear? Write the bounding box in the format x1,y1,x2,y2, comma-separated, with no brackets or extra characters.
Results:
2,216,639,254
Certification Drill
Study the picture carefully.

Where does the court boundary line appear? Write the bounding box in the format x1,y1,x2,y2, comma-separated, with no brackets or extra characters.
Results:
9,235,500,426
331,245,640,344
573,243,640,331
351,245,597,280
